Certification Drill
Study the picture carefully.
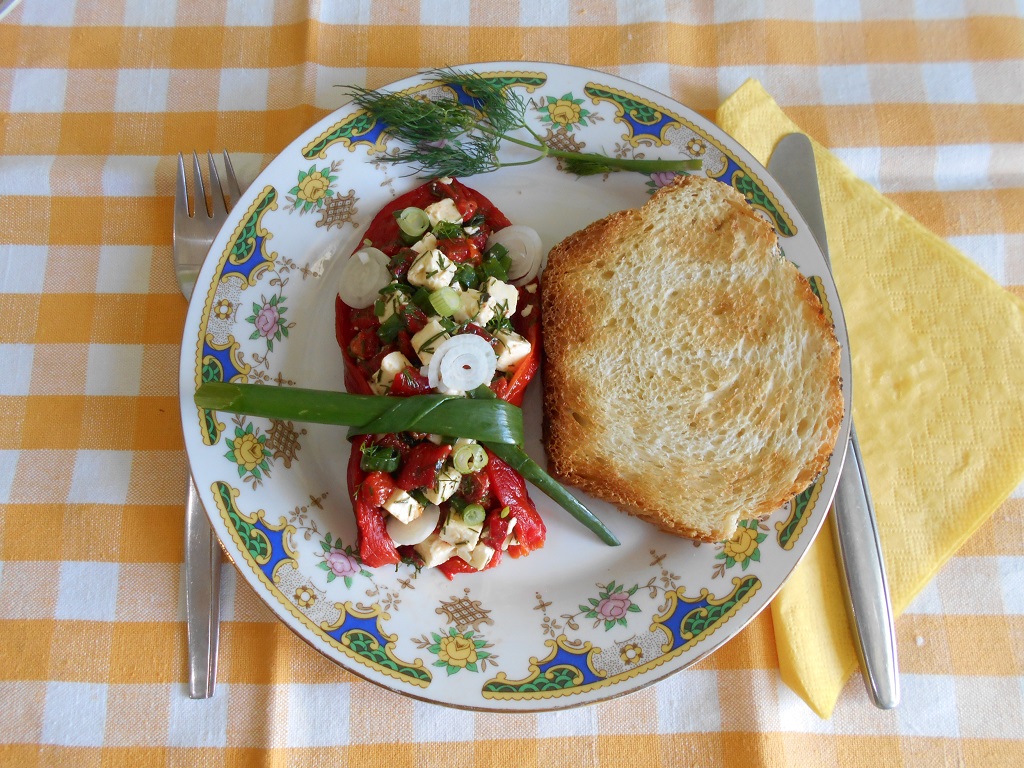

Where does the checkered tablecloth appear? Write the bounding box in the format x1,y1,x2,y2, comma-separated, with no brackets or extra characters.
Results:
1,1,1022,765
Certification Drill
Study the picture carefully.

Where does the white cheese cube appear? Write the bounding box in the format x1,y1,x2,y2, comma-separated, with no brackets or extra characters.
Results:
382,489,424,524
456,542,495,570
424,197,463,227
410,318,451,365
379,284,408,323
406,249,456,291
494,330,532,372
500,518,518,551
369,351,413,395
422,465,462,505
453,289,486,325
410,232,437,255
439,510,482,550
482,277,519,319
414,533,455,568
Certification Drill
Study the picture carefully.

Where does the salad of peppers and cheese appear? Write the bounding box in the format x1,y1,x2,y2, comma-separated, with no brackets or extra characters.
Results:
335,178,546,578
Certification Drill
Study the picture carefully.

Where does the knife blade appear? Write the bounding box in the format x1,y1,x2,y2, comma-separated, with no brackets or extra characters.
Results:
769,133,900,710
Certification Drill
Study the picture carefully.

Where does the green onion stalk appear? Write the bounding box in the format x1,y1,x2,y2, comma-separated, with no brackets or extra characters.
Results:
344,68,703,179
194,381,619,546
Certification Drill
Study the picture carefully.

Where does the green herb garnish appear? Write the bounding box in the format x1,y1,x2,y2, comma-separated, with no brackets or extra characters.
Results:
344,68,703,179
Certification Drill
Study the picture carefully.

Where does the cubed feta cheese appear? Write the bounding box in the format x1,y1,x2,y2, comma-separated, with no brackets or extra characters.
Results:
383,489,424,524
407,249,456,291
501,518,518,551
410,232,437,255
369,351,413,395
453,288,486,324
414,533,455,568
494,330,532,372
410,318,451,365
379,284,408,323
423,465,462,505
483,277,519,318
439,509,482,550
424,197,463,227
456,542,495,570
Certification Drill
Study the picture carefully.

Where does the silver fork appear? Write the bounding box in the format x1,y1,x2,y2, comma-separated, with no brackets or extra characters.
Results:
174,151,243,699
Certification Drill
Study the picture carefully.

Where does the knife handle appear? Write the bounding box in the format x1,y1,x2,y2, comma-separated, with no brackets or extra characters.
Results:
830,424,899,709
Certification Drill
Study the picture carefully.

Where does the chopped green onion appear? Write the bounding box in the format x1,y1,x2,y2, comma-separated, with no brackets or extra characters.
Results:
485,242,512,273
411,287,436,316
462,504,486,526
478,256,508,283
453,263,479,290
374,298,386,317
448,495,469,513
360,444,400,473
376,313,404,343
466,212,486,228
432,220,464,240
429,287,460,317
499,505,510,518
395,207,429,239
452,443,488,474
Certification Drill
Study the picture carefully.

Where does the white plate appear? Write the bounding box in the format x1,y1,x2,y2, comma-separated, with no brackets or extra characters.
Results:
179,62,851,710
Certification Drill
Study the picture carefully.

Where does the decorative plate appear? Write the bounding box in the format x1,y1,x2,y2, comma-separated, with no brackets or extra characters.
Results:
179,62,852,710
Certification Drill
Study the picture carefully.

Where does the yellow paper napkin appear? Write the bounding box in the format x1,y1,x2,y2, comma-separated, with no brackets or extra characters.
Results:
717,81,1024,717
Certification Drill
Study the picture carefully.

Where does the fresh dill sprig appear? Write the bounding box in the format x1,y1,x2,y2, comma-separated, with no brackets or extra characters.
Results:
343,67,703,179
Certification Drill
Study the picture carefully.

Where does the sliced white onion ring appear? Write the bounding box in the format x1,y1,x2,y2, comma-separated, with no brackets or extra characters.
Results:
427,334,497,395
337,247,391,308
486,225,543,285
386,503,441,546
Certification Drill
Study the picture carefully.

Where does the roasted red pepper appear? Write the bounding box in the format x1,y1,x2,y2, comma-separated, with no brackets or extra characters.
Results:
396,442,452,491
389,367,432,397
485,450,546,557
347,437,401,567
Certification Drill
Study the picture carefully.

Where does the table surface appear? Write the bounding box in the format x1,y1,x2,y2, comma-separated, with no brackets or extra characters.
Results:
1,1,1022,766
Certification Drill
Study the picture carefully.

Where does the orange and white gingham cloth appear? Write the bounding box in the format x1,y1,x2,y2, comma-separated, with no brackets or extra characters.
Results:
1,1,1022,766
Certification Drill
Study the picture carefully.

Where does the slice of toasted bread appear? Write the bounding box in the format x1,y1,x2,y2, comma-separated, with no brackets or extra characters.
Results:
541,174,843,542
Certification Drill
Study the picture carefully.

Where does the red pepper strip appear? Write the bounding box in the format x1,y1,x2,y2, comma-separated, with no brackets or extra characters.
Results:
485,449,546,557
389,367,433,397
347,437,401,567
437,555,477,579
335,295,373,396
354,496,401,567
396,442,452,491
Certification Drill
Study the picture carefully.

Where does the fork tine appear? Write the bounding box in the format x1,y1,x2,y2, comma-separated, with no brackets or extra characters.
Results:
191,151,208,218
222,150,243,208
207,151,229,219
175,152,191,221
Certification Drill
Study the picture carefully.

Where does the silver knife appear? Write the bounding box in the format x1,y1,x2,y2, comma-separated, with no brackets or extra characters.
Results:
769,133,900,709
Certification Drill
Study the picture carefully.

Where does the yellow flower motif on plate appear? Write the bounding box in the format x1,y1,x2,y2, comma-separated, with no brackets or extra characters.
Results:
620,643,643,665
716,519,767,571
438,634,478,668
297,171,330,203
686,137,707,156
541,92,591,132
233,431,266,472
213,298,234,321
295,586,316,608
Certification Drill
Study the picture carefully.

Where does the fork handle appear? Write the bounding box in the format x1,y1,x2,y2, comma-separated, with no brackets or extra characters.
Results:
184,476,221,699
